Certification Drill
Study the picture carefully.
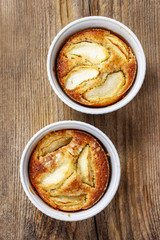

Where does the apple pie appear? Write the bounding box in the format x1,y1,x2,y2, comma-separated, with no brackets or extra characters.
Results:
29,130,110,211
56,29,137,107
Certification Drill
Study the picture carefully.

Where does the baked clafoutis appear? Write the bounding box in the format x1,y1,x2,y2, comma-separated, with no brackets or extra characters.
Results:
29,130,110,211
56,29,137,107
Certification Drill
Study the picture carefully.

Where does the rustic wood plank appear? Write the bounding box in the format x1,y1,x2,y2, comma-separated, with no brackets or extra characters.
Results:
0,0,160,239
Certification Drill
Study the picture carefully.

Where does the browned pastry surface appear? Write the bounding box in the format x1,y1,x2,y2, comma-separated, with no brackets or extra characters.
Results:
29,130,110,211
56,29,137,107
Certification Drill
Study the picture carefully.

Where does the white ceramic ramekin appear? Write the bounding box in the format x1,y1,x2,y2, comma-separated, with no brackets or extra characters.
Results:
20,121,120,221
47,16,146,114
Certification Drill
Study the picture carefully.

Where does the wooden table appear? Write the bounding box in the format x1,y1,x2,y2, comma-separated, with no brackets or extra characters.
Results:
1,0,160,239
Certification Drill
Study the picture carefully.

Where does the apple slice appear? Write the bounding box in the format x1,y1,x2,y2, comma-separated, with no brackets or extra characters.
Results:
77,145,94,187
85,71,125,101
65,66,99,90
67,42,110,64
39,136,73,156
41,158,74,188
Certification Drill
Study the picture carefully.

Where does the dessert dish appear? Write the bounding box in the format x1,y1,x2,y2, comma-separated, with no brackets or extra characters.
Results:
21,120,121,220
56,28,137,107
29,130,110,211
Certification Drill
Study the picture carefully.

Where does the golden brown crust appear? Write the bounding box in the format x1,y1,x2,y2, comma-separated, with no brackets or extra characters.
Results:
29,130,110,211
56,29,137,107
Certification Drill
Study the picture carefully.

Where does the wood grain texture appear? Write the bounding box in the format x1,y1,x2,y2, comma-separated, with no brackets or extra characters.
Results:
0,0,160,239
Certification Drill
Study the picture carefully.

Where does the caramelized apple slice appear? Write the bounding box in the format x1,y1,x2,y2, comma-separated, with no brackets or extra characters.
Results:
84,71,125,101
106,38,128,61
77,145,94,187
41,158,74,188
39,136,73,156
67,42,110,64
65,66,99,90
107,35,129,59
